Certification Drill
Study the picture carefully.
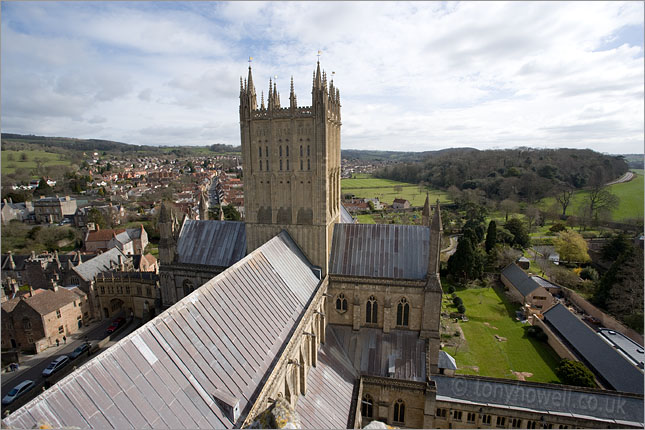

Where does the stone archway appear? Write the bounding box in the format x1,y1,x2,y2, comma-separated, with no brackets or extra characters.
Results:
110,298,124,314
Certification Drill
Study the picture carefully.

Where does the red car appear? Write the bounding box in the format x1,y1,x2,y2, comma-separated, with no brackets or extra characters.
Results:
106,317,126,334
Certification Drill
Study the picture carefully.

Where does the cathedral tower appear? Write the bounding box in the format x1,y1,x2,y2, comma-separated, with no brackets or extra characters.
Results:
240,62,341,274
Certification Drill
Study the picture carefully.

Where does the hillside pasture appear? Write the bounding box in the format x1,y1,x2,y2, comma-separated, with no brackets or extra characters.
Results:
341,176,450,206
538,170,644,222
2,149,72,175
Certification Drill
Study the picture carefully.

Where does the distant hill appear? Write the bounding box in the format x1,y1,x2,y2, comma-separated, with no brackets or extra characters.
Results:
621,154,644,170
340,147,479,162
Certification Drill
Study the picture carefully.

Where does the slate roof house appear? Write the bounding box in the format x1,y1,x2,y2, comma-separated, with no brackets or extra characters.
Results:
501,263,556,311
5,62,643,429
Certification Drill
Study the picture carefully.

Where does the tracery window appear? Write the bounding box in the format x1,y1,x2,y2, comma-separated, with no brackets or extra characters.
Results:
361,394,373,419
393,399,405,423
396,297,409,327
366,295,378,324
335,293,348,313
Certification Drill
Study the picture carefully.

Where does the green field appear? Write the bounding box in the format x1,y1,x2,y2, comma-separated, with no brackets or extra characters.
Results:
341,176,450,206
1,149,72,175
442,284,561,383
539,170,644,222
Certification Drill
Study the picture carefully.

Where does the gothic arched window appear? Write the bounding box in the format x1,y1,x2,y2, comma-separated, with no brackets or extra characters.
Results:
307,159,311,170
393,399,405,423
335,293,347,313
366,295,378,324
300,159,303,170
280,160,283,171
362,394,373,419
258,147,262,158
286,159,290,171
307,145,310,156
265,146,269,157
266,160,269,171
300,145,303,156
286,146,289,156
396,297,410,327
279,146,282,157
259,160,262,171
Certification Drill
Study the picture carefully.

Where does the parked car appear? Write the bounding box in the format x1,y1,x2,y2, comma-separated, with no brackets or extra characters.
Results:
2,380,35,405
106,317,126,335
42,355,70,378
69,343,91,359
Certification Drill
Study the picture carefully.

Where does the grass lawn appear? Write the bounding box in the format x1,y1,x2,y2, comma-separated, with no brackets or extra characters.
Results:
442,284,562,383
356,214,376,224
1,149,71,175
342,176,450,206
538,170,644,222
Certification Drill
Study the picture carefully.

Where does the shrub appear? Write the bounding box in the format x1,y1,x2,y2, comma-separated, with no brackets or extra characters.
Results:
447,285,455,294
457,304,466,314
579,267,599,281
555,359,596,388
452,296,463,306
549,223,567,233
526,325,548,342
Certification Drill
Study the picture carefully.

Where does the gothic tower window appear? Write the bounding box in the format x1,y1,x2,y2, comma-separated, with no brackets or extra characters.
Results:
258,147,262,157
286,146,289,156
265,146,269,157
300,160,303,170
393,399,405,423
266,160,269,171
307,159,311,170
366,295,378,324
300,145,303,156
286,159,290,171
362,394,373,419
279,146,282,157
335,293,347,313
259,160,263,171
307,145,310,156
280,160,283,171
396,297,410,327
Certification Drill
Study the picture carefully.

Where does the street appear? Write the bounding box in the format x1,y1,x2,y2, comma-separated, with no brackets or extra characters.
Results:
1,314,138,416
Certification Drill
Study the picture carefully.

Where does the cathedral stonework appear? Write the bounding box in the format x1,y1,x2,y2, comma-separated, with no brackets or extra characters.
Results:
239,62,341,274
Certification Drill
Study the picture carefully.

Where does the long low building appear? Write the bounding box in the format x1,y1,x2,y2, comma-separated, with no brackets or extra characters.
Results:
543,303,644,394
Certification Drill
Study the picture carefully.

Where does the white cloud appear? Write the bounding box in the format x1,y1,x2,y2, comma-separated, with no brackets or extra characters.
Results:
1,1,643,153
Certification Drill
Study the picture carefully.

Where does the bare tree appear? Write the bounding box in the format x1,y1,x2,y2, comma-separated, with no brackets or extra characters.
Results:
499,199,519,222
555,187,574,219
586,186,619,224
524,206,542,233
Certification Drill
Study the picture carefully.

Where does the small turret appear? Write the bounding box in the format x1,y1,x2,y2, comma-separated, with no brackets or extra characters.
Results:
289,76,297,109
427,200,443,275
198,191,209,221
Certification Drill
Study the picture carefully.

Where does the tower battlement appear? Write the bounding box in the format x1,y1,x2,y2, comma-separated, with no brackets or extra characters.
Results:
239,61,341,274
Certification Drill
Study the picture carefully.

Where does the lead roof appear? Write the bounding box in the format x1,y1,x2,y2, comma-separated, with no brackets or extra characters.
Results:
501,263,540,297
3,231,321,429
176,220,246,267
329,223,430,280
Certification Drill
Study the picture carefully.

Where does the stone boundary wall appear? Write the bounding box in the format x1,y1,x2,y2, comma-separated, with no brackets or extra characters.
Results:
530,316,578,362
561,287,643,346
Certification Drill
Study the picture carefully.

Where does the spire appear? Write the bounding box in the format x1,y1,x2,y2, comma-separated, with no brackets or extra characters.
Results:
261,91,265,109
268,77,273,110
247,66,257,109
422,193,430,227
431,199,443,232
315,61,322,89
290,76,297,108
240,77,244,93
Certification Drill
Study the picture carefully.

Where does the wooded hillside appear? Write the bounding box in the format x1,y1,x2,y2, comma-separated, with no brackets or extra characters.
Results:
375,148,628,203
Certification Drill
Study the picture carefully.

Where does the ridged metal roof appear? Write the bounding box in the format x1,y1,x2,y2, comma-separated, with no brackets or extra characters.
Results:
3,231,320,429
329,325,426,381
296,327,358,428
329,223,430,280
544,303,644,394
176,220,246,267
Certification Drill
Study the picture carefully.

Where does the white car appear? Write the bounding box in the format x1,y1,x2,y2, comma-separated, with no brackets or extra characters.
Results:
2,380,35,405
42,355,70,377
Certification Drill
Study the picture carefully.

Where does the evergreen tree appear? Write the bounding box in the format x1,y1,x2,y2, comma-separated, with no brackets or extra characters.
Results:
447,237,483,282
504,218,530,248
485,220,497,253
555,359,596,388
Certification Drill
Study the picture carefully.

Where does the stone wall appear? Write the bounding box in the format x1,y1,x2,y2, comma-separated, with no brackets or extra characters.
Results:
561,287,643,345
361,376,431,429
530,315,578,362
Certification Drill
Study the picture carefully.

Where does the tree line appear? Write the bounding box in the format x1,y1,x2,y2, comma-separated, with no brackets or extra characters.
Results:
375,147,628,203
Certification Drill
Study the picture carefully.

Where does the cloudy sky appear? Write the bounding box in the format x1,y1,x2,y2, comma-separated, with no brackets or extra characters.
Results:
2,1,643,153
